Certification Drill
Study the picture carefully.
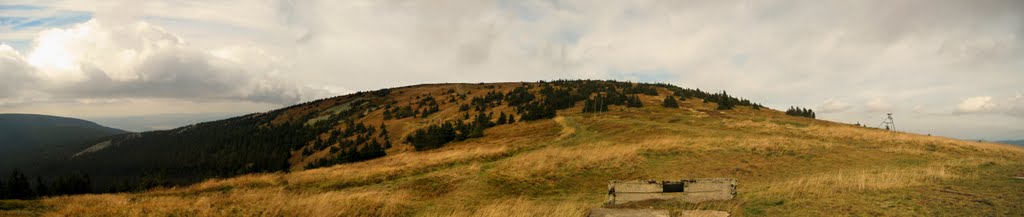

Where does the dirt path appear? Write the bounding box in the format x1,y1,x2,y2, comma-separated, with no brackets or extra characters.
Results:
554,116,577,139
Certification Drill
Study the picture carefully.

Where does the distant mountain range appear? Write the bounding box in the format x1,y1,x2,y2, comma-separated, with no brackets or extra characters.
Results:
0,114,127,174
997,140,1024,147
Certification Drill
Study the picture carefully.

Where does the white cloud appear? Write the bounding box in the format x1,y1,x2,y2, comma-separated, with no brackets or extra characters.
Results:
953,94,1024,117
818,98,851,113
2,19,333,105
865,98,892,112
954,96,998,114
0,44,38,98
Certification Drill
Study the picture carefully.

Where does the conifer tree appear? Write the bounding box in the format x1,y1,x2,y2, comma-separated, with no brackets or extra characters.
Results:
496,112,507,125
662,95,679,108
716,91,735,110
626,95,643,107
35,176,48,197
5,169,32,199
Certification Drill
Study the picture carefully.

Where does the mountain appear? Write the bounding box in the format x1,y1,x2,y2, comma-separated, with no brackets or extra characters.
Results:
998,140,1024,147
5,81,1024,216
0,114,126,173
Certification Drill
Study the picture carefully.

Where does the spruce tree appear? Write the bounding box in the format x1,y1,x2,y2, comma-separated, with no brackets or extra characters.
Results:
626,95,643,107
35,176,48,197
5,169,32,199
496,112,507,125
583,98,594,113
662,95,679,108
0,177,5,199
716,91,734,110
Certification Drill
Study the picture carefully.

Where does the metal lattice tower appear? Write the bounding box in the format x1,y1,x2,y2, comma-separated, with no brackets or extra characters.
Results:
878,113,896,131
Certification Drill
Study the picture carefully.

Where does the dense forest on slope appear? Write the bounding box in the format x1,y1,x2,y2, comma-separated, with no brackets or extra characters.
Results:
0,114,126,176
13,80,764,194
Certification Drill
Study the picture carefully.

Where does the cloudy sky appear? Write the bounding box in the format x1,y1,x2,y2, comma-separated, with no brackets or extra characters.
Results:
0,0,1021,140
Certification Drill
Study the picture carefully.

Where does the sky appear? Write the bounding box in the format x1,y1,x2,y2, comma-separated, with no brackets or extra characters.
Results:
0,0,1022,140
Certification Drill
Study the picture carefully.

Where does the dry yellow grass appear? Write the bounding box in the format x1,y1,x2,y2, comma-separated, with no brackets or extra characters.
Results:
417,197,589,217
554,116,577,139
489,141,645,183
806,124,1024,157
765,165,956,197
42,188,413,217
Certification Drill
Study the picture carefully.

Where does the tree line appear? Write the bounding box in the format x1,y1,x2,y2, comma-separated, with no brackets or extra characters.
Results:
650,83,764,110
0,169,93,199
405,111,514,151
785,106,816,118
404,80,770,151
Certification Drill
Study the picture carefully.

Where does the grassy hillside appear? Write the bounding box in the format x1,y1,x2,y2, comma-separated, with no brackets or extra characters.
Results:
6,82,1023,216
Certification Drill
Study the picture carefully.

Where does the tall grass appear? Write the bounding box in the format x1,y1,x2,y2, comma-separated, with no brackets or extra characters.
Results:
418,197,589,217
42,189,413,217
765,165,956,198
489,141,644,182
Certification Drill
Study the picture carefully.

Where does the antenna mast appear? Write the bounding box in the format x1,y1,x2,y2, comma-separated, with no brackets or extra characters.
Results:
878,113,896,131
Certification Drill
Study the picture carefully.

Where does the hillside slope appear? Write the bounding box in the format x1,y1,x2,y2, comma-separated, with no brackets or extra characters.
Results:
46,81,757,190
0,114,126,174
9,81,1024,216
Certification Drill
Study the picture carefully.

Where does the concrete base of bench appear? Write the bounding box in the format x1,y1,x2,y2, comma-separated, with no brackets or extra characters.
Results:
607,178,736,205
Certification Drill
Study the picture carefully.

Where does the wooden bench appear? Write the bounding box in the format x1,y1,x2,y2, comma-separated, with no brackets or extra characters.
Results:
606,178,736,205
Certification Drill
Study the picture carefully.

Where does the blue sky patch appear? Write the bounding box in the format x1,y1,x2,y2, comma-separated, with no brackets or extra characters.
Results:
0,16,30,26
8,11,92,31
0,5,44,11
